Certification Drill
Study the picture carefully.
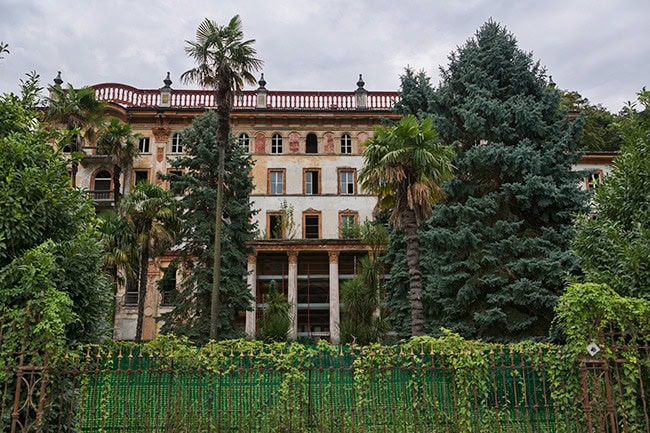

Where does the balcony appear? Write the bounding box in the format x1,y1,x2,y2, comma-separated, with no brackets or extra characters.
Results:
88,189,114,207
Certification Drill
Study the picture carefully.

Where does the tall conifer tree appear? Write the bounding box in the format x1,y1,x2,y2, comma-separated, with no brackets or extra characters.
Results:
160,112,257,343
422,21,587,341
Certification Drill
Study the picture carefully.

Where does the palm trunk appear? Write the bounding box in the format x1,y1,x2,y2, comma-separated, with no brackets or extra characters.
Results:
135,229,151,343
210,84,231,340
402,208,425,336
113,164,122,207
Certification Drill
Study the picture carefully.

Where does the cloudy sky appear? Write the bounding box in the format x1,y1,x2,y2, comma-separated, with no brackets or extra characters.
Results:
1,0,648,112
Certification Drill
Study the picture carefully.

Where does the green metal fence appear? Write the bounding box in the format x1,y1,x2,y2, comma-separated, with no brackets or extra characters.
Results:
3,337,649,433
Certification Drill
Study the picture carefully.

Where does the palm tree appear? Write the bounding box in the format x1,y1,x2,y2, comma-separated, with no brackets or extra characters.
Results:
359,115,455,336
121,182,180,342
97,117,141,207
47,84,106,187
181,15,263,340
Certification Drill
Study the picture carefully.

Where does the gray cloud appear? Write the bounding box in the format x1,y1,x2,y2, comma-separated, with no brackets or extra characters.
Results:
1,0,648,111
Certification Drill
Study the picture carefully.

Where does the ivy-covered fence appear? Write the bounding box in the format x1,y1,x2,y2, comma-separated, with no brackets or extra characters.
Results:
1,332,648,433
2,283,649,433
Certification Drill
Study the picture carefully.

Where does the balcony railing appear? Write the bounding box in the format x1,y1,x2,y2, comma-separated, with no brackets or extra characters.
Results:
88,189,113,201
92,83,399,111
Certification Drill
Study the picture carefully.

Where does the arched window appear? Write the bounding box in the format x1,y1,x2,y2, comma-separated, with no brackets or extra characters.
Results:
93,170,112,200
340,134,352,154
306,133,318,154
171,132,183,153
239,132,250,153
271,133,283,154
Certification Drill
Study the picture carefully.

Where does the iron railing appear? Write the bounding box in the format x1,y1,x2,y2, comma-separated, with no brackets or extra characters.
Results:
2,334,649,433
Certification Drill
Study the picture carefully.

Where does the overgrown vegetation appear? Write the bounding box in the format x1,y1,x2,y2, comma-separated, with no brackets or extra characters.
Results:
160,112,257,343
258,280,291,342
574,89,650,299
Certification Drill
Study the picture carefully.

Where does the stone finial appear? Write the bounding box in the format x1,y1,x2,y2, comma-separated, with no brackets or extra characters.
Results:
257,73,267,90
159,72,173,107
256,73,268,109
162,71,172,89
355,73,368,110
53,71,63,87
356,73,365,90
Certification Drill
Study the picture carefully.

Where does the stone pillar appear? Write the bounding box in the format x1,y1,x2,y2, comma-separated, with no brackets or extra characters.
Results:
328,251,341,345
287,251,299,340
245,253,257,339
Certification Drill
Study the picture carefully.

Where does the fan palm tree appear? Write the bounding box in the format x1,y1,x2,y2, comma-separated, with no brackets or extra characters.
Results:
181,15,263,339
359,115,455,336
97,117,141,207
47,84,106,187
121,182,180,342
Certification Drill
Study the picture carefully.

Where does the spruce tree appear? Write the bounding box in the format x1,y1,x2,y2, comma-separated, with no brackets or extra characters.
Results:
393,67,435,119
160,112,257,343
422,21,587,341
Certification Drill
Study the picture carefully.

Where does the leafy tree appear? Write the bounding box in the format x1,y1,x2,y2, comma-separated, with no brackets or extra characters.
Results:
46,84,106,187
159,112,257,343
359,114,455,336
258,280,290,342
0,73,111,345
181,15,263,340
574,89,650,299
422,21,588,341
121,182,180,342
560,90,623,151
393,67,435,119
97,117,140,206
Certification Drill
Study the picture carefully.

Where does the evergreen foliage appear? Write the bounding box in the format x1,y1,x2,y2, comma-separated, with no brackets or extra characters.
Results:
0,74,111,346
574,89,650,299
160,112,257,343
258,280,290,342
393,67,435,119
420,21,588,341
182,15,263,340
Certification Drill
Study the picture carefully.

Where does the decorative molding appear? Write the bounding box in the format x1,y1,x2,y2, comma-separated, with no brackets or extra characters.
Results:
328,251,340,264
287,251,299,264
152,126,171,142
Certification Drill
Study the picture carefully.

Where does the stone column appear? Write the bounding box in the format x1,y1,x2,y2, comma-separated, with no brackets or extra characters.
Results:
287,251,299,340
328,251,341,345
245,253,257,339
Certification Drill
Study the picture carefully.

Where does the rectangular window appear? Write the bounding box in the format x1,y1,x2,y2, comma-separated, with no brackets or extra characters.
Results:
338,169,356,195
304,169,320,195
134,170,149,184
269,169,285,195
585,170,603,189
268,212,283,239
124,280,138,306
139,137,150,153
304,213,321,239
271,134,283,154
171,133,183,153
339,212,359,238
159,265,176,306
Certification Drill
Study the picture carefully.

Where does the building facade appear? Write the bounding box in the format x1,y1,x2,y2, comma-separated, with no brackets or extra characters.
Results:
68,73,612,342
76,74,399,343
